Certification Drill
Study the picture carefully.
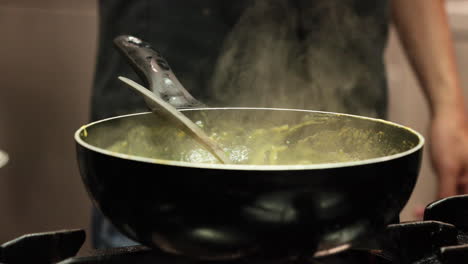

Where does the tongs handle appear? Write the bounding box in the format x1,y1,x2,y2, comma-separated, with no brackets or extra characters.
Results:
113,35,205,109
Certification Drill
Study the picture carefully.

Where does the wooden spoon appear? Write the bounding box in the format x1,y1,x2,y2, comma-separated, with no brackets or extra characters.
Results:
119,76,230,164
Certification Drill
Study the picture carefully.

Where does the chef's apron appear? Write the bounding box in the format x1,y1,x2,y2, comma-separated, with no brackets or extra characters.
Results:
91,0,390,248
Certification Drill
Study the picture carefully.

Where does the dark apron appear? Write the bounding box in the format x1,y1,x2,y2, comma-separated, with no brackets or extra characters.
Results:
91,0,390,248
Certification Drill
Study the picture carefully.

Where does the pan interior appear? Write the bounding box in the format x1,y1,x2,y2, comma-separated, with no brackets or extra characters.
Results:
80,109,421,166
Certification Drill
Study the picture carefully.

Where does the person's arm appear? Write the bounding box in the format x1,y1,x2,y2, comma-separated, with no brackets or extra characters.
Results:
391,0,468,198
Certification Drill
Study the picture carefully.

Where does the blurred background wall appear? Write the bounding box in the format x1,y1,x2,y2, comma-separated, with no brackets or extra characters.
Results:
0,0,466,250
0,0,97,250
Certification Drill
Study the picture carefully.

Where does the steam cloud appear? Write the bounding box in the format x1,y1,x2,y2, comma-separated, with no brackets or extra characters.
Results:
209,0,387,118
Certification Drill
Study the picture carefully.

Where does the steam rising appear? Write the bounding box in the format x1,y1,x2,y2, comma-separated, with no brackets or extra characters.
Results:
81,2,396,165
210,0,387,118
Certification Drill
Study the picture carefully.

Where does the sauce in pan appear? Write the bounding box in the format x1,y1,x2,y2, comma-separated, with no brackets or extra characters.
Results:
95,114,416,165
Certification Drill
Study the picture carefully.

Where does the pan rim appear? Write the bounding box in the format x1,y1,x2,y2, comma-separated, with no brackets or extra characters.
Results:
74,108,425,171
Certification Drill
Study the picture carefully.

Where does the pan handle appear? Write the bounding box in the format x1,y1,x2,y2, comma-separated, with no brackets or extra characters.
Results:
113,35,206,109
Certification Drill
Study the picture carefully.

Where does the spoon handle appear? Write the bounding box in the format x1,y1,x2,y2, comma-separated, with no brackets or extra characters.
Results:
119,77,230,164
114,35,205,109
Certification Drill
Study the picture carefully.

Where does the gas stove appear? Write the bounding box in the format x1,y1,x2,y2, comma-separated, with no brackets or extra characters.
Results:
2,195,468,264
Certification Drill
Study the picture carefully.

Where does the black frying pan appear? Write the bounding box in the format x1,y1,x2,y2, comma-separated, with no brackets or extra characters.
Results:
74,35,424,260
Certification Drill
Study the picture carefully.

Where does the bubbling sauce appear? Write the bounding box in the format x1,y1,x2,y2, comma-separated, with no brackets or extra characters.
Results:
99,116,416,165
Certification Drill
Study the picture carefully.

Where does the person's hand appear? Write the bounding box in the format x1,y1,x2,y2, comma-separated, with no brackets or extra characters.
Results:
429,109,468,198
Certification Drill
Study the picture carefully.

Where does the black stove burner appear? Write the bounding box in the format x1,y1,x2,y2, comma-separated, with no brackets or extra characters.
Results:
377,194,468,264
2,195,468,264
0,229,85,264
383,221,458,264
60,246,167,264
